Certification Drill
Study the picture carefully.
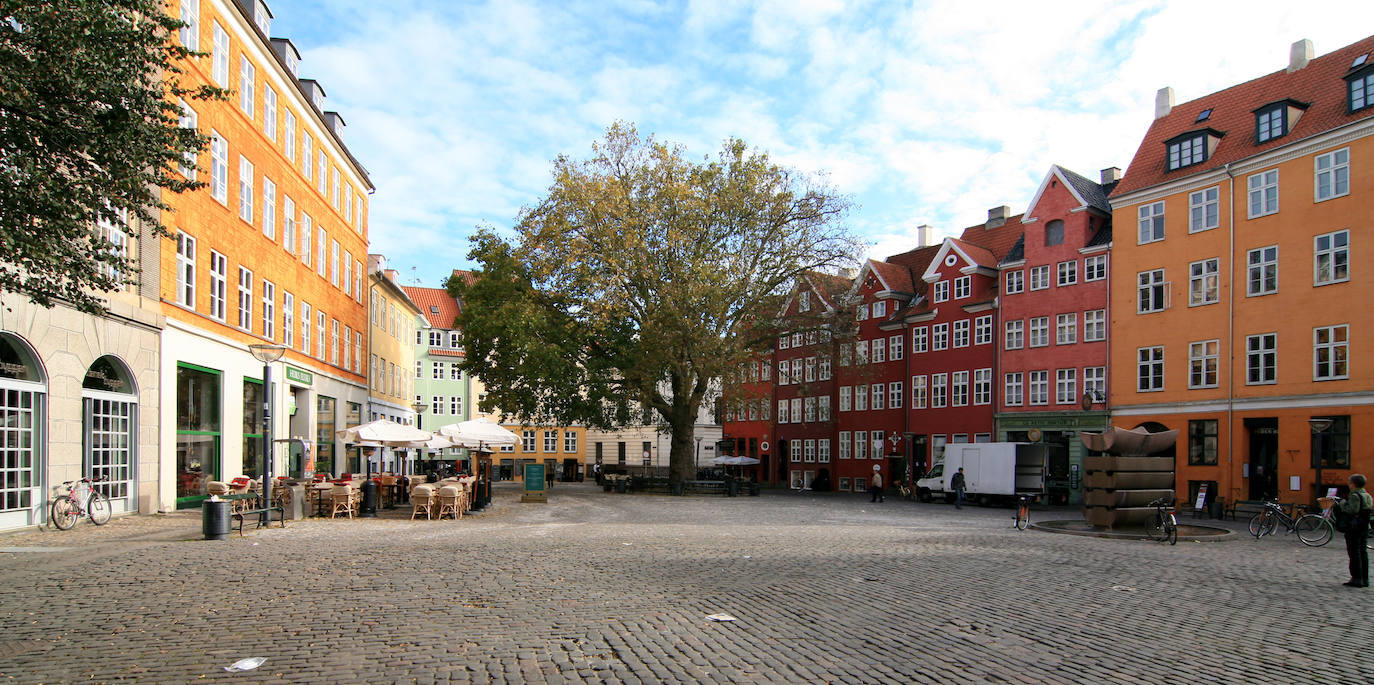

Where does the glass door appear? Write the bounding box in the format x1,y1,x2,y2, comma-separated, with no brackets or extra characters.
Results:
175,363,221,508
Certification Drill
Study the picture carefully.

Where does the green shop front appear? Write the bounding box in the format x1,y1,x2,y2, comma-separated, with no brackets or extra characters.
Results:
997,410,1109,505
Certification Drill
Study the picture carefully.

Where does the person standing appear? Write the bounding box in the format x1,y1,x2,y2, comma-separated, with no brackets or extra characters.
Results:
951,467,966,509
1340,474,1372,588
869,465,884,503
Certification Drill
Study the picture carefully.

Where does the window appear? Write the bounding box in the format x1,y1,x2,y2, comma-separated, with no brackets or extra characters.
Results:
1189,186,1219,232
1255,103,1286,143
300,302,311,353
912,375,927,409
210,131,227,202
1315,148,1350,201
1029,265,1050,290
1138,201,1165,243
522,430,535,452
263,86,277,140
262,177,276,239
932,323,948,351
854,431,867,460
1084,366,1106,399
316,311,325,359
544,430,557,453
1167,132,1206,170
912,326,928,353
1189,258,1219,306
239,56,255,118
855,304,868,322
211,21,229,86
1005,320,1024,350
1044,219,1064,246
415,361,422,379
819,395,831,421
343,254,352,296
177,100,197,179
283,110,296,161
1085,254,1107,281
777,360,789,386
1247,333,1277,385
1247,169,1279,218
1188,340,1219,388
790,398,801,423
952,319,970,347
281,195,296,254
1056,313,1076,345
330,240,340,287
1138,269,1167,313
1311,416,1351,469
332,167,341,209
316,227,326,277
1314,325,1349,380
344,185,353,223
261,280,275,340
871,340,885,363
300,214,312,266
1005,270,1024,294
564,431,578,453
953,277,970,299
1137,346,1164,392
1247,246,1278,296
1028,371,1049,405
838,432,851,460
817,439,830,463
973,369,991,405
179,0,199,49
450,362,462,380
931,374,947,408
791,332,803,348
871,384,884,411
237,267,253,331
1028,317,1049,348
432,362,442,379
1004,373,1023,406
318,151,328,193
760,361,771,381
176,233,196,308
208,250,226,319
889,335,903,361
838,386,851,412
933,281,949,302
1188,420,1219,465
872,301,886,318
1057,260,1077,286
889,381,903,409
238,156,254,222
1083,309,1106,342
778,333,790,350
951,371,969,406
855,384,868,411
777,400,788,424
1056,369,1077,404
282,292,294,348
302,133,313,180
974,315,992,345
355,332,362,374
1314,230,1349,285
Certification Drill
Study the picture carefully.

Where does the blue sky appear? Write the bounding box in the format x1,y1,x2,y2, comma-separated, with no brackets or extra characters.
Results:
270,0,1374,289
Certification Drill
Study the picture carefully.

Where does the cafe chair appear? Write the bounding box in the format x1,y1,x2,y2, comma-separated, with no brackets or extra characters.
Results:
329,484,355,519
437,485,464,520
410,485,435,521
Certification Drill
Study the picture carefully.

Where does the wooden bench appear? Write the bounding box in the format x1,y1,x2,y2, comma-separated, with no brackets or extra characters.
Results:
683,480,726,494
223,493,286,537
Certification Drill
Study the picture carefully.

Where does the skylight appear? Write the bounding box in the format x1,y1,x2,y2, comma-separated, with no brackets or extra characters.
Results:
1196,108,1213,122
429,306,439,314
1354,53,1369,69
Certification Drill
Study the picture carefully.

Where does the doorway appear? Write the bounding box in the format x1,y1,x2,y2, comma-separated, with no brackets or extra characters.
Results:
1246,418,1278,500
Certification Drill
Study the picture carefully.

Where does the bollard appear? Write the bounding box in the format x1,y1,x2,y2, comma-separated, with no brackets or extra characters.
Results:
202,500,230,540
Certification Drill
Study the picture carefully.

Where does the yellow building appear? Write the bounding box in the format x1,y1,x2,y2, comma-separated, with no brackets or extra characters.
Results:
367,255,420,425
467,376,586,481
159,0,372,507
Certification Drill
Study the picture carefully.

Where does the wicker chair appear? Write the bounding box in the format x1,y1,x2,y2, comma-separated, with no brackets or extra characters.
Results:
436,485,464,520
329,484,355,519
410,485,435,521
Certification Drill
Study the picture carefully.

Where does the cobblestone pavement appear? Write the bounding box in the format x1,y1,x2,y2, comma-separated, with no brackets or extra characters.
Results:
0,483,1369,683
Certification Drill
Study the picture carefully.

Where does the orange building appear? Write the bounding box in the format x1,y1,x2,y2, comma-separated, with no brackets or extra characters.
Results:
158,0,373,507
1109,36,1374,508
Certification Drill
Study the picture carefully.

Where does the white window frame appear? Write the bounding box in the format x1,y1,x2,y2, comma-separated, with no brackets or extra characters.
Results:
1188,339,1219,389
890,335,903,361
176,233,197,309
1137,346,1165,392
262,177,276,240
1056,313,1076,345
912,326,928,354
1247,169,1279,219
889,381,903,409
951,371,969,407
282,292,294,348
263,86,277,140
912,375,927,409
855,384,867,411
931,373,947,408
952,319,970,348
1004,372,1023,406
239,56,255,118
1028,370,1048,405
1005,319,1024,350
261,280,275,340
209,251,228,321
1315,148,1350,202
1083,309,1106,342
1137,269,1167,313
1057,260,1077,287
283,110,296,161
211,21,229,87
1313,324,1349,381
210,131,228,203
953,276,970,299
300,302,311,353
1055,368,1077,405
1246,333,1277,386
1188,258,1220,307
1247,245,1278,296
1005,270,1024,294
1084,366,1106,399
932,323,948,351
974,315,992,346
179,0,199,49
839,386,851,412
238,156,254,223
973,368,991,405
1314,229,1350,286
1028,317,1049,348
1138,201,1165,244
933,281,949,303
1085,254,1107,282
237,266,253,331
1029,265,1050,290
1189,186,1220,232
838,432,851,460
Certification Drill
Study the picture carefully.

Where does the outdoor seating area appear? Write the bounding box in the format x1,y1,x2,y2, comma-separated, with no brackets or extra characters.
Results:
407,475,476,521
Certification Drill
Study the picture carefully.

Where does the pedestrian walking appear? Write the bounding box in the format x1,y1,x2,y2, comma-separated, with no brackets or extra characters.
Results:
869,465,884,503
1339,473,1372,588
951,467,966,509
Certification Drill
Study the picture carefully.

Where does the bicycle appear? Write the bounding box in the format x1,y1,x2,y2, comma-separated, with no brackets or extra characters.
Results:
49,477,111,530
1013,494,1032,531
1247,499,1331,546
1145,497,1178,545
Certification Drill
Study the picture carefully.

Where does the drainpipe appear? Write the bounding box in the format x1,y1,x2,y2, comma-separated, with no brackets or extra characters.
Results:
1224,163,1236,503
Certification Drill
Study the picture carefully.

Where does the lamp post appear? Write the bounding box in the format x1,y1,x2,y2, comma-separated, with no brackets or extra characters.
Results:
1309,417,1334,505
412,400,428,477
248,343,287,526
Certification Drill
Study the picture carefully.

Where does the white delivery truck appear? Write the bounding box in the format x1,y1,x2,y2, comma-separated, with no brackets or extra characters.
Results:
915,442,1053,505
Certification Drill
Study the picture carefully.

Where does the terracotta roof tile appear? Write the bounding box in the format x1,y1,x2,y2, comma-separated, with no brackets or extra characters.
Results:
1114,35,1374,196
868,259,916,294
956,213,1025,262
401,286,462,329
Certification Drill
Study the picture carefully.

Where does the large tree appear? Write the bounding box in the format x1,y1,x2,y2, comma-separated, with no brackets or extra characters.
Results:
452,123,858,482
0,0,221,314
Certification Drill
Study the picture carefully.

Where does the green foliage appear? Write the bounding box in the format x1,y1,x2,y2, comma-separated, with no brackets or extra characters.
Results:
0,0,223,313
452,123,858,478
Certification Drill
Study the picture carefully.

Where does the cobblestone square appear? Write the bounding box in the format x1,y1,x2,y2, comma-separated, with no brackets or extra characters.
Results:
0,484,1368,683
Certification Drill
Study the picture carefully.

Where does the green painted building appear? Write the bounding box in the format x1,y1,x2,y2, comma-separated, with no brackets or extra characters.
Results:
402,285,470,466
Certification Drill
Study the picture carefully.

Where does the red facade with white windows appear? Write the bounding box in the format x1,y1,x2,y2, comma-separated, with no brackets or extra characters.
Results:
768,275,845,488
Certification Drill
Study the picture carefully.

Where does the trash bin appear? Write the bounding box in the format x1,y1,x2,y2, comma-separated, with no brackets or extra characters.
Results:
726,478,738,497
202,500,230,540
286,484,306,520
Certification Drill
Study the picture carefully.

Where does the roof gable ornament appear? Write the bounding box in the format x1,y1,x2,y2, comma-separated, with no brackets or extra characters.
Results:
920,238,976,283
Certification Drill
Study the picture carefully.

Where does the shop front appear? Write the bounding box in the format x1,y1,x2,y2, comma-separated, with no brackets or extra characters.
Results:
997,410,1109,505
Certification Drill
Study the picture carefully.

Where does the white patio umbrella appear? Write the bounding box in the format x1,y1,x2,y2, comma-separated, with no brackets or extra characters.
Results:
335,418,433,446
710,456,760,466
412,434,455,450
436,418,519,451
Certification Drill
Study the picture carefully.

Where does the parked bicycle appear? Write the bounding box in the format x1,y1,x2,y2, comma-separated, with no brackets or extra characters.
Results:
1247,499,1331,546
1145,497,1178,545
1014,494,1033,531
50,477,111,530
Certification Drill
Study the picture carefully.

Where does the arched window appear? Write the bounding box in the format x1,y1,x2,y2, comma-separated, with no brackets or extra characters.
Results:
1044,220,1065,247
0,333,46,527
83,355,138,512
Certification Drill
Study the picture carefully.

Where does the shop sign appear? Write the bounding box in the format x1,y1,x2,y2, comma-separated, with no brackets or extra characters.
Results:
285,366,313,386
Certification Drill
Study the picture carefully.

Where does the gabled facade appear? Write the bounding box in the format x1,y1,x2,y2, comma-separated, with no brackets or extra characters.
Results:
402,283,469,466
772,274,845,489
1109,36,1374,507
722,348,775,481
997,165,1118,503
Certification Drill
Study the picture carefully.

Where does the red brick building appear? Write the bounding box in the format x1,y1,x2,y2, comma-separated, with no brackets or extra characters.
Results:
771,274,846,489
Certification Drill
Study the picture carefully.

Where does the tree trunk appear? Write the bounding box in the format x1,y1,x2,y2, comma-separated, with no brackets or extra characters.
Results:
666,406,698,484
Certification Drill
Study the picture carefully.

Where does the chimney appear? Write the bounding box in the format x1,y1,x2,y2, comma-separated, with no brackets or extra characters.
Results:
987,206,1010,228
368,253,385,274
917,224,932,247
1154,87,1174,119
1288,38,1313,73
837,267,857,280
1100,167,1122,184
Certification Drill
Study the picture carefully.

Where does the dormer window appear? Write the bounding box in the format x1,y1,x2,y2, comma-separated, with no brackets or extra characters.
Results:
1255,103,1286,142
1348,65,1374,113
933,281,949,302
1166,131,1207,170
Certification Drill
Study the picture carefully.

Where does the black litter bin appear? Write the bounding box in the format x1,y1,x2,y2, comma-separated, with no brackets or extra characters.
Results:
726,478,738,497
202,500,230,540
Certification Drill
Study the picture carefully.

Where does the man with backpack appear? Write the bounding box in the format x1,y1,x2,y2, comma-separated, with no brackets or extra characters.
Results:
1339,474,1372,588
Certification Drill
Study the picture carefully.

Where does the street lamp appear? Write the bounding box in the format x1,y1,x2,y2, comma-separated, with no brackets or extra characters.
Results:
1309,417,1334,505
248,343,287,527
411,400,429,477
